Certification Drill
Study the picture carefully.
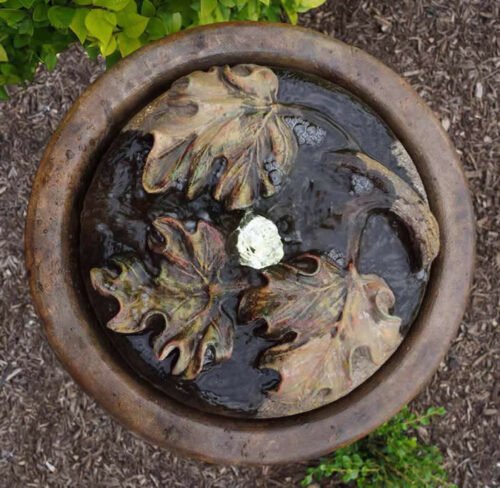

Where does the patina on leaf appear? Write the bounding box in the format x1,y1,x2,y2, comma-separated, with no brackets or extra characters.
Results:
335,151,440,270
90,217,241,379
239,255,402,417
128,64,298,209
239,254,347,343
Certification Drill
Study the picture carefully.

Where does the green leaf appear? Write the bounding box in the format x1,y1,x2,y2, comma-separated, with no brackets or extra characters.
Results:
298,0,326,9
212,5,226,21
237,0,261,21
0,0,327,96
117,31,141,56
146,17,165,40
0,63,22,84
426,406,446,417
0,86,8,100
100,33,117,56
164,11,181,34
141,0,156,17
32,4,48,22
0,9,27,27
14,33,30,48
70,9,90,44
281,0,298,24
85,44,100,59
18,17,34,35
300,406,454,487
1,63,17,76
48,6,76,29
246,0,260,20
45,54,58,71
263,4,281,21
2,0,23,6
93,0,131,12
120,0,138,14
105,49,121,68
85,9,117,46
41,47,58,71
200,0,217,19
342,469,359,482
117,11,149,38
0,44,8,62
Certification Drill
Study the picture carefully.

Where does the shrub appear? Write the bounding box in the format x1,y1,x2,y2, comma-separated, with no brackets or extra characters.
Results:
0,0,326,99
302,406,457,488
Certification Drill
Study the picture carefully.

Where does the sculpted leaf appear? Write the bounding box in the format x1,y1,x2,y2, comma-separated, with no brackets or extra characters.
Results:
336,151,440,270
129,64,298,209
239,254,347,343
90,217,242,379
239,255,402,417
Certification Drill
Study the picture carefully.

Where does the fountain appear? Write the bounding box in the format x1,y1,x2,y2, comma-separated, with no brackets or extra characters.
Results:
25,23,474,463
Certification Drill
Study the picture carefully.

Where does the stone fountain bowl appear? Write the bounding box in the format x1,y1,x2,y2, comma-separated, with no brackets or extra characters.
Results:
25,23,475,464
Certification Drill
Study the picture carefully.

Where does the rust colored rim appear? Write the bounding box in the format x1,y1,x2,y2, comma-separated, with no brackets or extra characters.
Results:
25,23,475,465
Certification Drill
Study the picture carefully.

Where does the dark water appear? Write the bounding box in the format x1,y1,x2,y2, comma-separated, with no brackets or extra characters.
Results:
80,70,428,417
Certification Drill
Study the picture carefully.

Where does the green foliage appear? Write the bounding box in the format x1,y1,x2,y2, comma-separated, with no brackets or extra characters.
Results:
0,0,326,98
302,406,457,488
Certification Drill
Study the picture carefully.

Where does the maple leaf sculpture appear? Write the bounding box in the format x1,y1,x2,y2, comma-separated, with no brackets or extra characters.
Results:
128,64,298,209
90,217,243,380
239,255,402,417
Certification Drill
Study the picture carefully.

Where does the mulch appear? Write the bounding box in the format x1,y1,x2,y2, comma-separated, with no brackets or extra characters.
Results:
0,1,498,486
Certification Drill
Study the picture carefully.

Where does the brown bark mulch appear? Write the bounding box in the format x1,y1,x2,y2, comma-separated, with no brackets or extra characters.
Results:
0,1,498,486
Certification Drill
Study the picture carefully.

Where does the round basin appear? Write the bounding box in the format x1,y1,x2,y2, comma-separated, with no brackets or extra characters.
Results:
25,22,475,464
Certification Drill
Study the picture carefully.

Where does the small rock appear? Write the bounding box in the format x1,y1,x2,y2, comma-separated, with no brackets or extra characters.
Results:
326,248,347,268
375,15,392,32
1,450,14,461
197,210,211,222
184,220,197,232
474,81,484,99
237,215,284,270
268,169,283,186
263,159,277,171
284,117,326,146
441,117,451,131
173,177,186,191
351,174,374,195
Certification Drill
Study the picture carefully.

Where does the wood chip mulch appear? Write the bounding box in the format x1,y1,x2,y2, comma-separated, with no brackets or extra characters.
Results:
0,1,498,486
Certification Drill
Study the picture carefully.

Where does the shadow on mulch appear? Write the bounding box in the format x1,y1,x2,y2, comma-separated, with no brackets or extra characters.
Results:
0,1,498,486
